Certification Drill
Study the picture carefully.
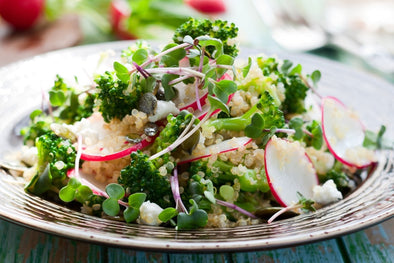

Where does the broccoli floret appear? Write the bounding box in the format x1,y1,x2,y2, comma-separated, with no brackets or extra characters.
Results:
173,18,239,57
26,132,76,195
204,91,285,136
95,72,142,122
118,151,174,208
257,57,309,114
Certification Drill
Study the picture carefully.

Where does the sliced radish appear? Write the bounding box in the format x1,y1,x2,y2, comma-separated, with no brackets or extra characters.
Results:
80,136,156,162
178,73,232,113
264,136,319,207
321,96,376,169
178,136,252,164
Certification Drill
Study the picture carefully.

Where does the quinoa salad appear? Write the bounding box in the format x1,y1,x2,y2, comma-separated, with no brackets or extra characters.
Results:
11,19,385,230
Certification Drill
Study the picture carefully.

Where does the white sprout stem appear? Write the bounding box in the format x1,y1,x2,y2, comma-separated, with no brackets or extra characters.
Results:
145,67,206,79
149,110,211,161
216,64,233,70
163,115,196,153
168,75,191,85
267,204,301,224
216,199,257,219
300,75,322,99
130,43,191,73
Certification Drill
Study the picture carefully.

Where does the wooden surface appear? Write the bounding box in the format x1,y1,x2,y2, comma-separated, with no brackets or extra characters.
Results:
0,218,392,262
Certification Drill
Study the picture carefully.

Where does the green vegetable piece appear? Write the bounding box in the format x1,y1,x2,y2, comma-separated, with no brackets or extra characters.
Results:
49,90,66,106
106,183,125,200
289,117,304,140
219,185,234,201
74,185,93,204
176,199,208,230
306,120,323,150
196,36,223,58
310,70,321,86
161,43,186,67
207,95,230,115
216,54,234,77
363,125,393,150
238,170,269,193
123,207,140,223
289,64,302,75
128,192,147,208
213,79,237,104
242,57,252,78
132,48,149,65
280,60,293,74
158,207,178,222
296,192,315,212
114,61,130,83
161,74,178,101
103,198,120,217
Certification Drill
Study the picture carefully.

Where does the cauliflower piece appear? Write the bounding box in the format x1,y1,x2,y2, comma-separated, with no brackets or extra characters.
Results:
312,179,343,205
139,201,163,226
148,100,180,122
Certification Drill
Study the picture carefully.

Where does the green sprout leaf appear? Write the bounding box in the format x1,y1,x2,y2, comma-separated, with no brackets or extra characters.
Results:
242,57,252,78
310,70,321,86
296,192,315,212
207,95,229,115
176,199,208,230
196,36,223,58
114,61,130,83
289,117,304,140
158,207,178,222
128,192,147,208
161,43,186,67
132,48,149,65
49,90,66,106
103,198,120,217
244,113,264,139
161,74,178,101
213,79,237,104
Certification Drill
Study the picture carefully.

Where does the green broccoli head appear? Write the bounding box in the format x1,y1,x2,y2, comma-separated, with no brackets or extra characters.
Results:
173,18,239,57
36,132,76,178
95,71,141,122
26,132,77,195
118,151,174,208
257,57,309,115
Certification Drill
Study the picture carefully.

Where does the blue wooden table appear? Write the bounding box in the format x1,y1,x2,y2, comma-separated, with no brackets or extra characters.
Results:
0,218,392,262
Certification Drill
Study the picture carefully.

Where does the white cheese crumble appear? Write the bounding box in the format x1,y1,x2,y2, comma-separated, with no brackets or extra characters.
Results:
148,100,180,122
139,201,163,226
312,179,343,205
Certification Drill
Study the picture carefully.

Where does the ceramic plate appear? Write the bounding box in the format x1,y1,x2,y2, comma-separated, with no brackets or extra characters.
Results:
0,42,393,252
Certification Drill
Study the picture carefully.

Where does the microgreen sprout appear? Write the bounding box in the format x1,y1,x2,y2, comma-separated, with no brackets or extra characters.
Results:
268,192,315,224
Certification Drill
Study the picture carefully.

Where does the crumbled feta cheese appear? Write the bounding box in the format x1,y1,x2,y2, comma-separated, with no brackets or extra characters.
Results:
20,146,38,166
139,201,163,226
312,180,343,205
148,100,179,122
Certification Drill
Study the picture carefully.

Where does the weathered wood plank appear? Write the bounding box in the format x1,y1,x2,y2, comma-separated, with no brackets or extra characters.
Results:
340,218,394,263
231,239,344,263
0,219,104,263
168,253,230,263
106,249,168,263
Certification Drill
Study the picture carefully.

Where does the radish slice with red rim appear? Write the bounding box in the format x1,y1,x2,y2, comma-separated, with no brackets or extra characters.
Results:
264,136,319,207
321,96,376,169
80,135,156,162
178,136,253,164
